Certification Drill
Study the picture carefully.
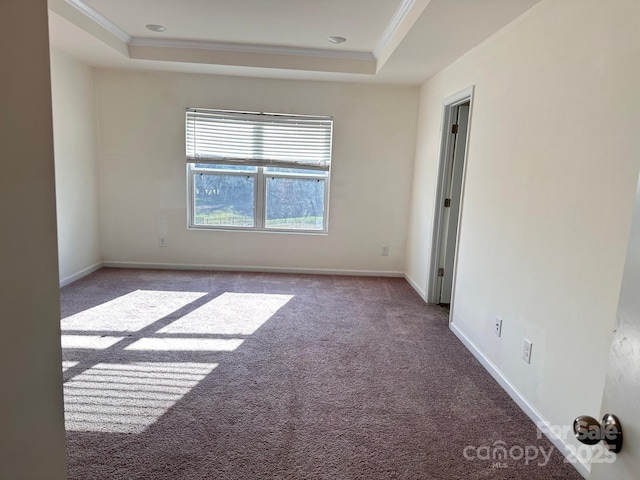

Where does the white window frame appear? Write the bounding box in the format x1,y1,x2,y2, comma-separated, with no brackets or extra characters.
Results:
186,109,332,234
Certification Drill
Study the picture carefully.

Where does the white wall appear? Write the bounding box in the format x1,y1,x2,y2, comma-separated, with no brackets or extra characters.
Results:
0,1,68,478
405,0,640,471
51,49,102,285
95,71,419,274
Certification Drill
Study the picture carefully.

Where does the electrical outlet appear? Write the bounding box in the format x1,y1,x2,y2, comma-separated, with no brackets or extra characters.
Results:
522,339,532,364
494,317,502,337
381,246,389,256
159,237,167,247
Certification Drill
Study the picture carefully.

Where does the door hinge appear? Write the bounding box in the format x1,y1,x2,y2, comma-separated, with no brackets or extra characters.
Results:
451,124,459,134
438,267,445,277
444,198,451,208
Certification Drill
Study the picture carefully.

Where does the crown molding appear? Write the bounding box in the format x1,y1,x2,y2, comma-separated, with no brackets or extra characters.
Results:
64,0,132,43
373,0,417,59
130,37,375,62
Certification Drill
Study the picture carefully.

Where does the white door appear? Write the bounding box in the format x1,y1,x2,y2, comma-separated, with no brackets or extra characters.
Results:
440,103,469,304
589,177,640,478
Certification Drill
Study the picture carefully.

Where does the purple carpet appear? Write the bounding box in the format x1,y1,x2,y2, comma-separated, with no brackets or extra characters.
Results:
60,268,582,479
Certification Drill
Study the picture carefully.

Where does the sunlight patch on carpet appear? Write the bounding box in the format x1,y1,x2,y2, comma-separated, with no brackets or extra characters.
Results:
62,361,79,371
60,290,208,332
61,335,125,349
64,362,217,433
125,337,244,351
158,292,294,335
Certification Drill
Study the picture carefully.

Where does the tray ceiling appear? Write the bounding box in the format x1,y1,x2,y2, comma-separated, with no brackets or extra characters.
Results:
48,0,542,84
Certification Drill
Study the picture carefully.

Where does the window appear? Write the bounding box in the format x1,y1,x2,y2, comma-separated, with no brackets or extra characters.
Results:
186,108,332,233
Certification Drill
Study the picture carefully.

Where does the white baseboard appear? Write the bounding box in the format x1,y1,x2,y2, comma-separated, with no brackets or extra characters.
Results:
59,262,103,287
404,272,427,302
449,322,590,479
102,261,405,278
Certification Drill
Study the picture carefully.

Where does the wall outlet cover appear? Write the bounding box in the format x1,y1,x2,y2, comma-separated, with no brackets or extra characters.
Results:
523,339,532,363
495,317,502,337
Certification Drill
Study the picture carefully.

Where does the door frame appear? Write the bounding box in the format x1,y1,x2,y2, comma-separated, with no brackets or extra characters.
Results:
428,86,475,308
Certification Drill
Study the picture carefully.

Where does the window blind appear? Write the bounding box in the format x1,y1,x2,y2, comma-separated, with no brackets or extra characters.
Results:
186,108,333,171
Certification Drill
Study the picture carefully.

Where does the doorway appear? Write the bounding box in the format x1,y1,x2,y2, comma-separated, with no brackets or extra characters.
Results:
429,87,474,307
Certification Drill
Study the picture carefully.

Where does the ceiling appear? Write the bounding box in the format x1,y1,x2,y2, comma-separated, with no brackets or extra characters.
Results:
48,0,542,85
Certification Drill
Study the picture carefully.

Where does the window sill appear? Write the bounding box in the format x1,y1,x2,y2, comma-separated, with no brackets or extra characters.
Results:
187,225,328,236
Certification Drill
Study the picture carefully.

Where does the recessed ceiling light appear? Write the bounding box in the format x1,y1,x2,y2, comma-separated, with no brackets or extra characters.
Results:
145,24,167,33
328,36,347,44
